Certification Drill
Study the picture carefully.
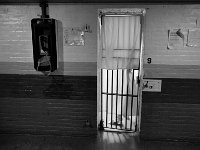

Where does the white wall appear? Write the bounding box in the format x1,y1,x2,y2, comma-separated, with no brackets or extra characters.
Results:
0,4,200,77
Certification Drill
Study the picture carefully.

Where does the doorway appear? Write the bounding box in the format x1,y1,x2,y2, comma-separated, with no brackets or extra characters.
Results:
97,8,145,132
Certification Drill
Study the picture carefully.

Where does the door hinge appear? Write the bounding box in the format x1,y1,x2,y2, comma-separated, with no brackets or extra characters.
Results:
137,76,140,84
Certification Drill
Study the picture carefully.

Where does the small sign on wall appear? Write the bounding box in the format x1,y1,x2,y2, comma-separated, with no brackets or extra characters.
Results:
64,27,85,46
142,79,162,92
167,26,200,49
187,28,200,47
167,29,187,49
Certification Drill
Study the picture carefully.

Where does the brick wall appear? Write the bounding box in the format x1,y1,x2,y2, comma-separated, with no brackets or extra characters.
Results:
1,5,200,78
141,78,200,141
0,74,97,136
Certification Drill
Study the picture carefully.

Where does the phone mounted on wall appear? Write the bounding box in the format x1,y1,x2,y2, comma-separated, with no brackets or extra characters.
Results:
31,18,58,72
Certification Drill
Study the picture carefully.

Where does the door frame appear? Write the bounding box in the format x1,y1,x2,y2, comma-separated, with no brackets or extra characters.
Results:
97,8,146,133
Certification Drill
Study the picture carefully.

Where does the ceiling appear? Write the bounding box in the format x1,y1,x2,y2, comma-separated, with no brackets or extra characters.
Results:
0,0,200,4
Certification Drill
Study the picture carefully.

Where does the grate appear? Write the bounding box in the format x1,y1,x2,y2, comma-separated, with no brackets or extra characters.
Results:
100,69,139,132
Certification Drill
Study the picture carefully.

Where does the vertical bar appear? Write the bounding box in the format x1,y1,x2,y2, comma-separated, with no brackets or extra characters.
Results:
101,69,103,123
125,70,129,129
135,70,140,132
130,69,134,130
121,69,124,129
136,15,144,132
111,70,113,128
135,97,138,132
116,70,118,129
106,70,108,128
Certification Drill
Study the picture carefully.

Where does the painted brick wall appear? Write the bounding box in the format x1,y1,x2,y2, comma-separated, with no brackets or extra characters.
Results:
0,5,97,76
0,5,98,136
141,78,200,141
0,74,97,136
143,5,200,79
0,5,200,77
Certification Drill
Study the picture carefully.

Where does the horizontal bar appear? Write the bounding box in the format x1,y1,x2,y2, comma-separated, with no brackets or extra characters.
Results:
104,127,133,131
102,57,139,59
102,92,138,97
113,49,140,51
102,49,140,51
103,14,143,17
105,15,136,17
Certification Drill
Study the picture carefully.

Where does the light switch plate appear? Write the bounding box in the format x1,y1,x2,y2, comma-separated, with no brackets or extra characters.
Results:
142,79,162,92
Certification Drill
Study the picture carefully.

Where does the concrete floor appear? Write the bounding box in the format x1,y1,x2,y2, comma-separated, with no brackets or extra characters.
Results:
0,132,199,150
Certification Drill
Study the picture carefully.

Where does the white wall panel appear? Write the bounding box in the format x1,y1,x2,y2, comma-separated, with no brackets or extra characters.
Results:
0,4,200,77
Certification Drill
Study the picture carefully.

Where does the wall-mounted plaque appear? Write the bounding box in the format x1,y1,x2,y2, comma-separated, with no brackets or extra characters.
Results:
64,27,85,46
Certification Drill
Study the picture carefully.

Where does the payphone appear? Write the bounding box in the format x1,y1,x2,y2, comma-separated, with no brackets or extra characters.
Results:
31,18,58,72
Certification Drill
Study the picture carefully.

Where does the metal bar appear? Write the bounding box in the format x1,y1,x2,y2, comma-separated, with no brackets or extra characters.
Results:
116,70,118,129
130,69,134,130
101,69,103,122
135,97,138,132
102,94,137,97
135,70,140,132
121,69,124,129
135,14,144,132
125,70,129,129
104,14,143,17
101,92,138,97
106,70,108,128
40,1,49,18
113,49,140,50
111,70,113,128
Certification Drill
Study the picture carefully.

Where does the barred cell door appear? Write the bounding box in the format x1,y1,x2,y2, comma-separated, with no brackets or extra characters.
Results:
97,8,145,132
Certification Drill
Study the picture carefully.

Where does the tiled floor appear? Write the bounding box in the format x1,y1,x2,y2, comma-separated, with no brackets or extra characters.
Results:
0,132,199,150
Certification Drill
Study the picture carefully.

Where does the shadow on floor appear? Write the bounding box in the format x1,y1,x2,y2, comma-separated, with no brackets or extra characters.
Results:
0,132,199,150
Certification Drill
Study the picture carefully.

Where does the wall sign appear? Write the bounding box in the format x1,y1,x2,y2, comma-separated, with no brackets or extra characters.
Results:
167,29,187,49
143,79,162,92
64,27,85,46
187,28,200,47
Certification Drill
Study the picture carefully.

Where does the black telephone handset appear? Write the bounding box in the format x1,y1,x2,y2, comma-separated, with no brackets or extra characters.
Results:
37,34,51,70
39,35,49,55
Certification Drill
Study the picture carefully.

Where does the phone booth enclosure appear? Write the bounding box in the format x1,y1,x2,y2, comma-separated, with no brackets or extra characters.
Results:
31,18,58,72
